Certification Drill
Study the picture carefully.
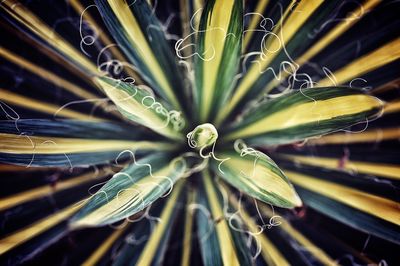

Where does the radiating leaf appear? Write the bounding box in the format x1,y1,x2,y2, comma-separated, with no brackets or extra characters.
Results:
195,170,251,266
71,153,187,227
194,0,243,122
0,119,173,167
95,76,185,141
111,182,184,266
295,186,400,244
0,119,151,140
95,0,187,112
285,170,399,226
224,87,383,145
212,148,301,208
216,0,324,125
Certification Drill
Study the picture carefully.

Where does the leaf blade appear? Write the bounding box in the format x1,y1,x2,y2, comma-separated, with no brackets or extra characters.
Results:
195,0,243,122
224,87,383,145
96,0,187,111
71,153,187,227
95,76,185,140
212,148,301,208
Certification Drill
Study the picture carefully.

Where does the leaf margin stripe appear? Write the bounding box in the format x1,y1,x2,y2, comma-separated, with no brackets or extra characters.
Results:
81,226,130,266
224,87,383,144
0,201,81,255
318,38,400,86
307,127,400,145
263,0,382,94
99,0,181,110
0,133,173,154
135,180,185,266
195,0,243,121
284,169,400,226
71,155,186,227
215,0,324,125
95,76,184,141
181,188,196,266
1,0,99,75
214,150,302,208
0,166,111,211
226,190,290,266
202,170,240,266
281,154,400,180
256,202,338,266
0,89,106,122
242,0,270,51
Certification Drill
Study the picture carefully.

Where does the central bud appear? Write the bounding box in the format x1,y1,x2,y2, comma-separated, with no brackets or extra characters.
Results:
187,123,218,150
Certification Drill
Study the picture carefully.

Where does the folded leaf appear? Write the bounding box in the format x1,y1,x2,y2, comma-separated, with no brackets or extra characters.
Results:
194,0,243,122
71,153,187,227
224,87,383,145
212,148,301,208
96,0,187,112
95,76,185,140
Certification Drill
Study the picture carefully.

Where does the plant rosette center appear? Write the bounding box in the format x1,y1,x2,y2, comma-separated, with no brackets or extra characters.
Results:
186,123,219,152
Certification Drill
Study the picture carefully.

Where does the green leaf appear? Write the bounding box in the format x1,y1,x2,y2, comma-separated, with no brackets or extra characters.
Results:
284,169,399,230
194,0,243,122
70,153,187,227
96,0,187,112
0,119,173,167
212,147,301,208
95,76,185,141
196,170,251,266
295,186,400,244
224,87,384,145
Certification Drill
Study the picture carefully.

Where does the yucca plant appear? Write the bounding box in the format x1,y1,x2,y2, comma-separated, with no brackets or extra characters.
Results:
0,0,399,265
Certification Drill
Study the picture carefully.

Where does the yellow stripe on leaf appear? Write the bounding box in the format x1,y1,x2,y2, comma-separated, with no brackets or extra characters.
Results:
242,0,270,51
72,165,183,228
216,0,323,125
227,192,290,266
285,170,400,226
82,226,129,266
106,0,180,109
0,133,172,154
263,0,381,94
0,167,111,211
95,77,183,141
136,180,184,266
255,203,338,266
0,202,81,254
384,100,400,114
69,0,142,83
1,0,99,75
226,94,382,140
308,127,400,145
199,0,235,121
181,189,196,266
0,47,98,100
282,154,400,180
318,38,400,86
0,89,106,122
203,171,240,266
217,151,301,208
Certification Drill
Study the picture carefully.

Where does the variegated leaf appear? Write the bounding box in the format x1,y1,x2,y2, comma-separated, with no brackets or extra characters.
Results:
194,0,243,122
71,153,187,227
96,0,188,112
196,170,252,266
0,119,172,167
212,148,301,208
224,87,383,145
95,76,185,140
